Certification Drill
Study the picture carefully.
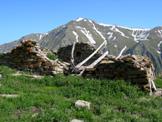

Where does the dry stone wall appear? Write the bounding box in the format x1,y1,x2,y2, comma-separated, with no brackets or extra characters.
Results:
57,43,156,89
57,43,101,66
0,40,68,75
0,41,156,90
83,55,155,88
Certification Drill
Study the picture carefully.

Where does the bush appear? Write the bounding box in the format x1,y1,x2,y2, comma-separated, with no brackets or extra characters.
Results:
47,53,58,60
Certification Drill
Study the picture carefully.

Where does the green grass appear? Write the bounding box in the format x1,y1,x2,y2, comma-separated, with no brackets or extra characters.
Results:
47,53,58,60
0,65,162,122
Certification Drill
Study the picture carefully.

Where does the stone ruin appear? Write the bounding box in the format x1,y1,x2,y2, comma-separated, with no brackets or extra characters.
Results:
57,43,101,66
0,40,68,75
0,40,157,92
57,43,156,91
83,55,155,89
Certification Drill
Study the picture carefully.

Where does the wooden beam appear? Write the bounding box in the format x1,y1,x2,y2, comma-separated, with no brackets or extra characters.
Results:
86,51,108,69
151,80,157,91
71,42,76,65
75,41,106,69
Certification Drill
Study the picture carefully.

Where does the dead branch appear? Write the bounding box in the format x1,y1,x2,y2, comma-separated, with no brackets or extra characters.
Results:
71,42,76,65
116,46,127,59
75,41,106,69
149,80,153,95
78,67,86,76
151,80,157,91
86,51,108,69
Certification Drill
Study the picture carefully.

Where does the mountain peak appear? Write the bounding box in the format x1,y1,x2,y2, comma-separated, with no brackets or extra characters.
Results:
1,18,162,74
75,17,89,22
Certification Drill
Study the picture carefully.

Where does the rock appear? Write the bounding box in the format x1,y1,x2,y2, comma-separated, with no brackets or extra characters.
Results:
75,100,91,109
153,89,162,96
0,94,19,98
32,113,39,118
12,72,44,79
0,74,2,79
70,119,84,122
0,40,68,75
52,60,67,74
31,106,41,118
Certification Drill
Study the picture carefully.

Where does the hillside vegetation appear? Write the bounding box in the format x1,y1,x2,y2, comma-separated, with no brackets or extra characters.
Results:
0,65,162,122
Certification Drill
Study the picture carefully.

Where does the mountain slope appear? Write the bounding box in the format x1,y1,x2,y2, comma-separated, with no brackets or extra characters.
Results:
0,18,162,74
0,33,47,53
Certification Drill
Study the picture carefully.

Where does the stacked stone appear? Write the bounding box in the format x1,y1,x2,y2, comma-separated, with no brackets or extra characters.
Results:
8,40,52,74
2,40,67,75
83,55,155,87
57,43,101,65
0,41,156,89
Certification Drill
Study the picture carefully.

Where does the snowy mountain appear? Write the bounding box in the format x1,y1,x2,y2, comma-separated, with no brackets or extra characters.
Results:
0,17,162,74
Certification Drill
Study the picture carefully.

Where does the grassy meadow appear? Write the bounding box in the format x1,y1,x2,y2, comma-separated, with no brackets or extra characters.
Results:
0,65,162,122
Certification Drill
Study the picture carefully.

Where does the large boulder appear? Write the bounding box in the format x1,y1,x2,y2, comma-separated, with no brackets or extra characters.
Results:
75,100,91,109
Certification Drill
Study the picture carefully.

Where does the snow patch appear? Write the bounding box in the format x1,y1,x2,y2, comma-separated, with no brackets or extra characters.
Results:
38,33,48,40
157,30,162,37
114,44,118,48
156,41,162,54
76,17,84,22
99,23,112,27
107,32,113,40
110,26,129,38
89,20,107,45
39,35,43,40
72,31,79,42
78,27,96,44
117,25,150,31
158,41,162,48
44,33,48,35
112,37,117,41
99,23,150,31
157,50,161,54
132,30,149,42
76,17,86,22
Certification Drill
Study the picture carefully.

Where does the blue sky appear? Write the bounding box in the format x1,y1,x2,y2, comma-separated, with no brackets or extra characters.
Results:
0,0,162,44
